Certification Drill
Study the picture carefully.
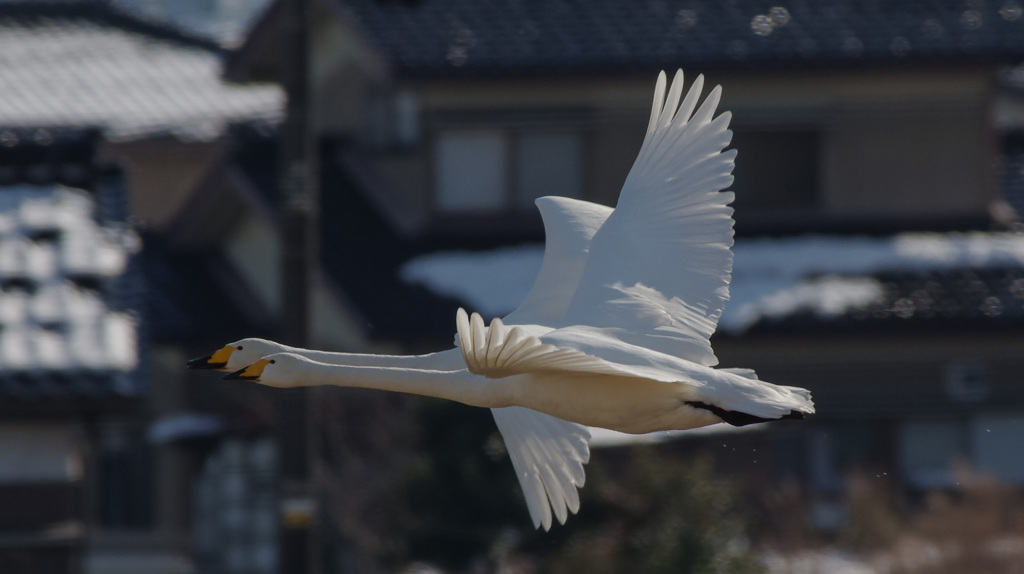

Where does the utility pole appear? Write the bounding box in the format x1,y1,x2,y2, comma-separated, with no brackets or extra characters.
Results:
279,0,320,571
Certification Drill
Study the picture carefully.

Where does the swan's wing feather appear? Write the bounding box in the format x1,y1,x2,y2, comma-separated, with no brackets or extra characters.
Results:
491,406,591,530
563,69,736,366
458,309,633,378
504,197,613,325
720,367,758,379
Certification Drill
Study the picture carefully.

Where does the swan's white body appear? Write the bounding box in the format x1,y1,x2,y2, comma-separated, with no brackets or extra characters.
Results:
191,70,815,530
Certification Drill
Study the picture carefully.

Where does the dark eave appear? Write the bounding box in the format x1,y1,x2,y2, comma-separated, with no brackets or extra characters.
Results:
228,0,1024,83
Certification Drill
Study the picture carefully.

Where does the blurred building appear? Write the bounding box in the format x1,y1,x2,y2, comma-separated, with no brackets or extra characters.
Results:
110,0,274,48
0,128,143,574
0,1,281,573
225,0,1024,543
6,0,1024,573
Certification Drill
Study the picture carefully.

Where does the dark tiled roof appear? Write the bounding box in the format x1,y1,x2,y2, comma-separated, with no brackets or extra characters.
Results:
338,0,1024,75
746,266,1024,332
0,127,147,398
0,127,101,190
0,369,137,398
0,165,144,397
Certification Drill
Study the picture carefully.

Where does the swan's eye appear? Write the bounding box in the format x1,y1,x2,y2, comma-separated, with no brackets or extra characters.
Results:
237,346,244,350
269,359,276,364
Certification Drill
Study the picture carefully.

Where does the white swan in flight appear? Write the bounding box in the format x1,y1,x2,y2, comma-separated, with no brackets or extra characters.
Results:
187,70,815,531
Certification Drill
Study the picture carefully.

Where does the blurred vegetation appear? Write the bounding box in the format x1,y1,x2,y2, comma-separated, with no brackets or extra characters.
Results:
317,395,1024,573
747,464,1024,574
394,400,530,567
354,400,765,573
868,466,1024,574
540,448,764,574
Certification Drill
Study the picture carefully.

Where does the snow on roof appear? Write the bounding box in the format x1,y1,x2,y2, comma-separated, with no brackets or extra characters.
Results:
400,232,1024,334
147,411,225,444
401,244,542,319
728,233,1024,331
0,184,138,373
0,12,282,141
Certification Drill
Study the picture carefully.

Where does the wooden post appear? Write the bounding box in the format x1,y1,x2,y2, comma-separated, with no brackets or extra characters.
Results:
279,0,320,571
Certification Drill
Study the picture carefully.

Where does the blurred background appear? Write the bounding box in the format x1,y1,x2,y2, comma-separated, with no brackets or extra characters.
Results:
2,0,1024,573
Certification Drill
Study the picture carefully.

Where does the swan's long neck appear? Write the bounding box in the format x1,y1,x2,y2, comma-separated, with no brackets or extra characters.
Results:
283,346,465,371
280,357,508,409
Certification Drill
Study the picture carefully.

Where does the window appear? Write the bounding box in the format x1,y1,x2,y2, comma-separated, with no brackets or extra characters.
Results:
435,131,507,212
971,413,1024,484
98,420,153,529
944,361,992,402
729,130,819,212
0,423,80,483
193,437,278,574
809,422,884,492
369,89,420,149
0,423,84,535
899,418,969,488
434,129,583,213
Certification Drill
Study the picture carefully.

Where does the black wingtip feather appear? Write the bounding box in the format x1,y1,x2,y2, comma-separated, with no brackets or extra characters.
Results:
685,401,808,427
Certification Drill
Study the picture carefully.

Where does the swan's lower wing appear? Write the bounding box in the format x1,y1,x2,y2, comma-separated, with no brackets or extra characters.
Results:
490,407,590,530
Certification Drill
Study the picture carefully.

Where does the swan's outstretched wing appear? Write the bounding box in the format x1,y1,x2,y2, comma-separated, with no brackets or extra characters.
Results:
491,407,590,530
504,196,612,325
562,69,736,367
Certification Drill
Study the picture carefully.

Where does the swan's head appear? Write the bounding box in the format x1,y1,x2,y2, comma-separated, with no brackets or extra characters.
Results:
186,338,292,372
222,352,306,388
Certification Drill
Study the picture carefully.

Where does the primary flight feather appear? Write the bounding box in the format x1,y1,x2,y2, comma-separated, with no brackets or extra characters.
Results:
188,70,815,530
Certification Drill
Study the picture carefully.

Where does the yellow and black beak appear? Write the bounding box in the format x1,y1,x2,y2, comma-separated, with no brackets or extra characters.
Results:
186,346,236,370
223,358,272,381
